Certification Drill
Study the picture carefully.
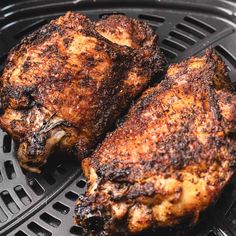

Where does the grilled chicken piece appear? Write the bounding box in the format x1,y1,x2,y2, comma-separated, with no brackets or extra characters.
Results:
0,12,165,173
75,50,236,235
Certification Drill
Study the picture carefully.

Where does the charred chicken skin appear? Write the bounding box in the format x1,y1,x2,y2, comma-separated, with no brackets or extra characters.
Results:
0,12,165,173
75,50,236,235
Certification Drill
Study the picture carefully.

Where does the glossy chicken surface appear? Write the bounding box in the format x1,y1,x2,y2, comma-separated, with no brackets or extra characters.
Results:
0,12,165,173
75,50,236,235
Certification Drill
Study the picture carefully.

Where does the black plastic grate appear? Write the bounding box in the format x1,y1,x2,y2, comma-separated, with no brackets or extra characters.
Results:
0,0,236,235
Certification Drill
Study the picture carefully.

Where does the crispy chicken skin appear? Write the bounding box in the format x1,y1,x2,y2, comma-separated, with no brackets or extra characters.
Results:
75,50,236,235
0,12,165,173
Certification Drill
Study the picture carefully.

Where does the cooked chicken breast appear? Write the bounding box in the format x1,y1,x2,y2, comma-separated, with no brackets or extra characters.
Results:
0,12,165,173
75,50,236,235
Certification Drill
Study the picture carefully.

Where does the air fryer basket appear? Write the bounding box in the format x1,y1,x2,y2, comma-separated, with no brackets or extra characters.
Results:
0,0,236,235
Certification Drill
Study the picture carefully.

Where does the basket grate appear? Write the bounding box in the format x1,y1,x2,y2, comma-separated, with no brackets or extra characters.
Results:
0,0,236,235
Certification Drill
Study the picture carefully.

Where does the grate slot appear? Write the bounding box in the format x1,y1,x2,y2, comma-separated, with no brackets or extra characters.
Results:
27,178,44,196
162,38,186,52
65,191,79,201
14,19,47,39
3,134,12,153
99,12,126,19
76,179,86,189
42,173,56,185
40,212,61,228
160,47,177,59
27,221,52,236
56,164,67,175
206,231,217,236
70,226,84,235
1,190,20,214
176,23,206,39
184,16,216,33
14,185,32,206
4,160,16,179
15,231,28,236
226,199,236,225
169,31,196,45
0,206,8,223
215,45,236,69
0,170,3,183
138,14,165,24
148,24,158,32
52,202,69,215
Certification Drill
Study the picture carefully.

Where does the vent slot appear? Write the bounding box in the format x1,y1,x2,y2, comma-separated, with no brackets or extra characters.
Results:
42,173,56,185
56,164,67,175
146,23,159,32
169,31,195,45
15,231,28,236
207,231,217,236
215,45,236,69
226,199,236,225
40,212,61,228
160,47,177,59
14,185,32,206
4,160,16,179
14,19,47,39
77,179,86,188
0,206,8,223
184,16,216,33
52,202,69,215
27,222,52,236
0,170,3,183
176,23,206,39
70,226,84,235
65,191,79,201
162,38,186,52
3,134,12,153
1,190,20,214
99,12,126,19
139,14,165,24
27,178,44,196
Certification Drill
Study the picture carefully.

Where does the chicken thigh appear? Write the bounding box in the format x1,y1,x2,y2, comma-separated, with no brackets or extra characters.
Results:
75,50,236,235
0,12,165,173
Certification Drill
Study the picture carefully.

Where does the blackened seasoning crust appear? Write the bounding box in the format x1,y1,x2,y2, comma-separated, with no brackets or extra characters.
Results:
75,50,236,235
0,12,166,173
